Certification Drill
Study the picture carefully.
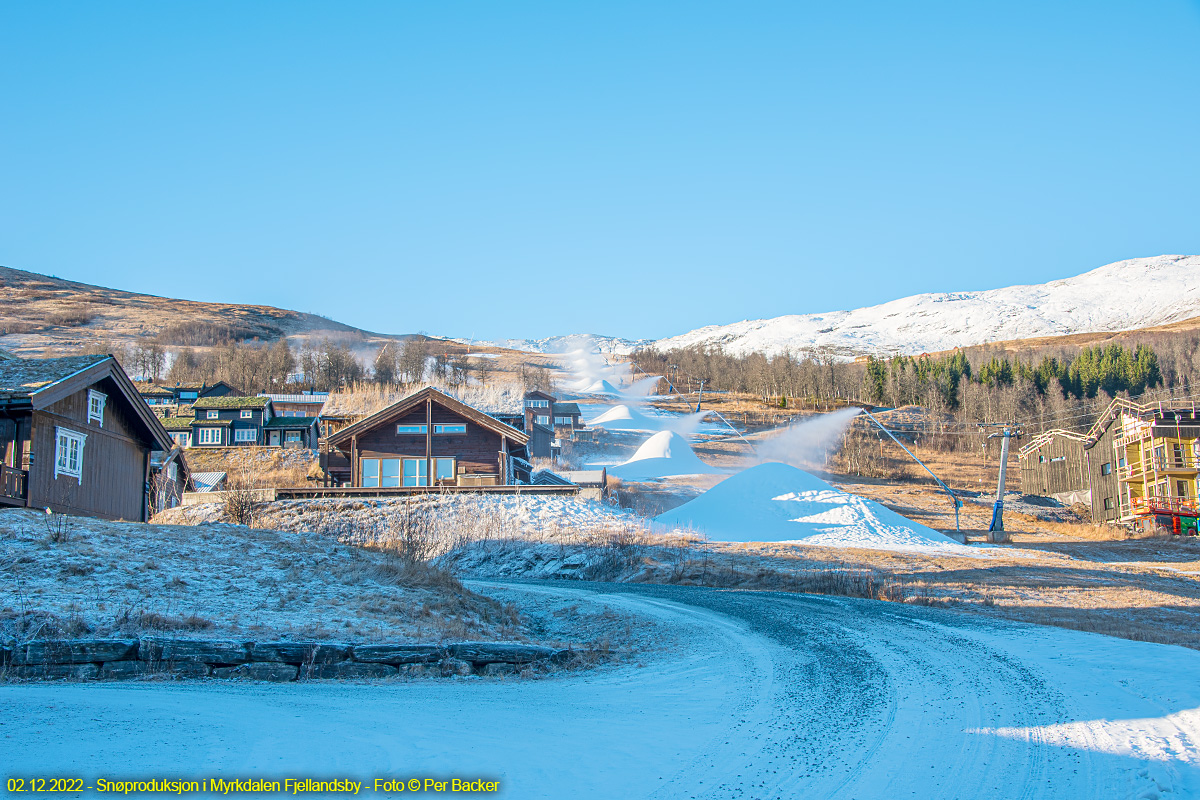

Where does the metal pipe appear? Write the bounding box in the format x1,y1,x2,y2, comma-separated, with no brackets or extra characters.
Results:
860,409,961,535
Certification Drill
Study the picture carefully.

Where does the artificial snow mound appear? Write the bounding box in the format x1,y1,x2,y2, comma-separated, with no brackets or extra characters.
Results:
588,403,664,432
655,462,969,553
608,431,720,480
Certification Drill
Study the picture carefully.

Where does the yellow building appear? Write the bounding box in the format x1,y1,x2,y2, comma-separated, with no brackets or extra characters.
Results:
1104,399,1200,534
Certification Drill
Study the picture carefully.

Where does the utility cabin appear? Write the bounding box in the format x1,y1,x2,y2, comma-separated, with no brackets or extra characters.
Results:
321,387,532,488
0,355,177,521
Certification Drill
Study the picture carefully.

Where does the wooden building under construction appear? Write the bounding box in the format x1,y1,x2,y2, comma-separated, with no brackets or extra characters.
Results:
1020,398,1198,532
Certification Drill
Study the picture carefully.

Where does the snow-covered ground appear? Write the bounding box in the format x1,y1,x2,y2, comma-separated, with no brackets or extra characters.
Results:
5,582,1197,799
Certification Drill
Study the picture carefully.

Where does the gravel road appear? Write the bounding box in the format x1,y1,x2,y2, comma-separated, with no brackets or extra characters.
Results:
3,581,1198,799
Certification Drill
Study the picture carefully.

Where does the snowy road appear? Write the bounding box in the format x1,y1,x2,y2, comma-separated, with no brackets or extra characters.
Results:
4,582,1200,799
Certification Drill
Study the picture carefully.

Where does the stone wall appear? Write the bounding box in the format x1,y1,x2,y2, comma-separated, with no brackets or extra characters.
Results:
1,637,577,682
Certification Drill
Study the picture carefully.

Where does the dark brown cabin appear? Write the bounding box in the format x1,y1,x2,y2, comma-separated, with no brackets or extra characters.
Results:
322,387,531,487
0,355,177,520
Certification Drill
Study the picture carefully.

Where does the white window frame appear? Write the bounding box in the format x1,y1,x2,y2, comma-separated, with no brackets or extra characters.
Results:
54,427,87,482
88,389,107,427
234,427,257,443
396,424,428,435
240,409,253,419
554,416,572,425
535,415,550,426
284,431,302,443
197,427,222,445
433,423,466,435
526,399,549,408
206,410,219,419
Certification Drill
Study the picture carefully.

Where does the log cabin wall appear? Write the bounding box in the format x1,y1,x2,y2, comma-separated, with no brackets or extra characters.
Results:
353,404,505,480
28,378,152,521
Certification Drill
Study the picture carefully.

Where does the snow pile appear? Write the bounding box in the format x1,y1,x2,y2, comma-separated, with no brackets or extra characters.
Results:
609,431,720,480
654,254,1200,358
655,462,970,553
580,379,623,396
587,403,665,432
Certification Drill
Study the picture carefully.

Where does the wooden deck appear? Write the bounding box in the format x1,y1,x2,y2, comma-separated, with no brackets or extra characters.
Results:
275,485,580,500
0,464,28,507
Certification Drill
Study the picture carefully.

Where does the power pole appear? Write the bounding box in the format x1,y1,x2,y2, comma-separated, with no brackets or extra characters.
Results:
981,423,1021,542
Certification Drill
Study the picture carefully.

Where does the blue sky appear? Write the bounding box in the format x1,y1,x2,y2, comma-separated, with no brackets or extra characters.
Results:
2,2,1198,341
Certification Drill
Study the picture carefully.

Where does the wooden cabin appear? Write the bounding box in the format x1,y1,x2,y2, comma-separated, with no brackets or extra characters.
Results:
186,396,319,448
0,355,177,520
322,387,531,487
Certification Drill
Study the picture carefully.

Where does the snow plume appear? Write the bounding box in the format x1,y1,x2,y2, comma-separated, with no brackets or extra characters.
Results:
755,408,861,468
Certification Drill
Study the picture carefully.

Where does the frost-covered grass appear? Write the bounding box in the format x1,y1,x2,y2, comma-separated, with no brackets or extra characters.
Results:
0,507,528,644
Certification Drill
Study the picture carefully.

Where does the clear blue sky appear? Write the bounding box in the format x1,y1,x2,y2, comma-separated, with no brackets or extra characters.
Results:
3,2,1198,341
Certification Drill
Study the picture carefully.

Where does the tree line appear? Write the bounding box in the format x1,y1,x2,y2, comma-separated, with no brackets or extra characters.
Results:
84,334,552,396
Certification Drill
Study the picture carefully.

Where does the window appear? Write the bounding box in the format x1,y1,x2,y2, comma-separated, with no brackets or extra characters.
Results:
1101,462,1112,476
396,424,428,435
1103,497,1113,510
1038,455,1045,463
433,423,466,435
180,391,198,400
1178,480,1189,498
285,431,302,442
172,432,190,447
197,428,222,445
435,457,456,483
234,427,257,443
403,458,428,487
525,399,549,408
1119,457,1127,468
88,390,106,426
240,409,253,419
361,458,380,488
168,463,178,482
554,416,572,425
206,410,219,419
536,415,550,426
54,428,86,481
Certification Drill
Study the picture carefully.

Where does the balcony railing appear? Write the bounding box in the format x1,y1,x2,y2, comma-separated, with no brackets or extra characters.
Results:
1123,495,1200,519
1119,455,1199,481
0,464,28,505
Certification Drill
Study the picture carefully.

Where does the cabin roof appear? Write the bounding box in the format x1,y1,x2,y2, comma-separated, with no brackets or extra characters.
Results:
0,355,110,397
328,386,528,447
193,395,270,410
264,416,319,428
0,354,174,450
552,402,582,415
160,416,195,431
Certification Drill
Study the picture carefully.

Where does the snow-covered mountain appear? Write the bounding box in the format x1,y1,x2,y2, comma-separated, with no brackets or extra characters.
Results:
457,333,649,355
652,255,1200,358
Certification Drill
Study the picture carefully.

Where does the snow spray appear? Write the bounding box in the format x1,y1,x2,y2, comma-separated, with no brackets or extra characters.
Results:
755,407,862,468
